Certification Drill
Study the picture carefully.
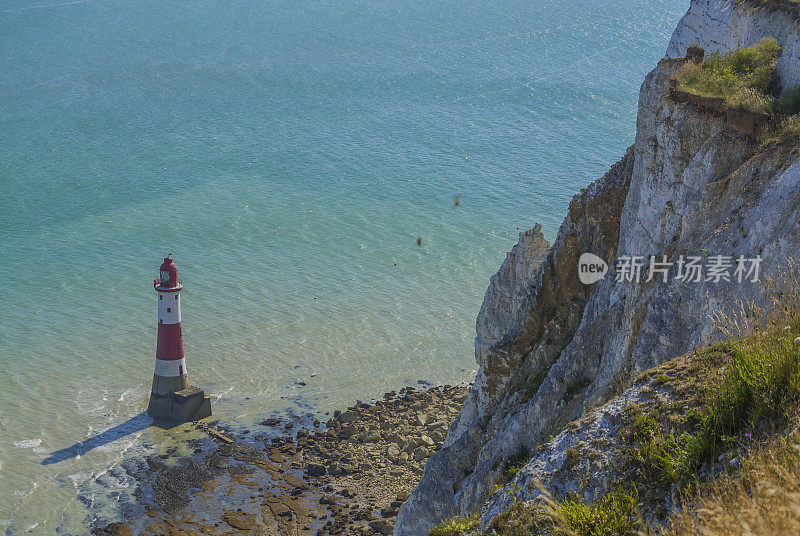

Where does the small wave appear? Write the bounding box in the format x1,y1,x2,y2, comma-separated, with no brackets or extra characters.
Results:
13,439,42,449
13,481,38,497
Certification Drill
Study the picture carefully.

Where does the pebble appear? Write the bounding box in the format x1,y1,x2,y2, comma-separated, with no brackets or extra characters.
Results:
386,445,401,463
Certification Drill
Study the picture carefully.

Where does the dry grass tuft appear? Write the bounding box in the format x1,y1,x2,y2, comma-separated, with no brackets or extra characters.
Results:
710,259,800,340
666,430,800,536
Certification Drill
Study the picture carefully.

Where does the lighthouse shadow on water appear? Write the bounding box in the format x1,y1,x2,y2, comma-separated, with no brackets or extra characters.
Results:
39,412,155,465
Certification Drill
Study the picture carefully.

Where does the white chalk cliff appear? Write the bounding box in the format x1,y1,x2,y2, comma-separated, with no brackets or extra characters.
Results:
395,0,800,533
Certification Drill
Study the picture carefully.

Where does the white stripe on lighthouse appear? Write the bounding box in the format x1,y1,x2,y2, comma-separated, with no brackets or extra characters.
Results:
157,292,182,324
154,357,187,377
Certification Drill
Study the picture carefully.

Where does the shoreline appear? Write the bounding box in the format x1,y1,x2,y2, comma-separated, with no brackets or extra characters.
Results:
97,383,469,536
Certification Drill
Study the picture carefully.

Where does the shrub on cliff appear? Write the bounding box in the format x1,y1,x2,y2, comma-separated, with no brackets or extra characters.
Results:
429,515,479,536
477,487,640,536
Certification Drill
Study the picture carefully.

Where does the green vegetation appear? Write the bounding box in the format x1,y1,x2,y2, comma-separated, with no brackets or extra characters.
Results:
667,428,800,535
500,447,530,485
765,113,800,144
486,500,552,536
429,515,480,536
652,372,670,386
519,371,546,404
482,487,639,536
622,320,800,497
675,38,781,112
622,409,697,490
617,266,800,506
549,488,639,536
673,37,800,145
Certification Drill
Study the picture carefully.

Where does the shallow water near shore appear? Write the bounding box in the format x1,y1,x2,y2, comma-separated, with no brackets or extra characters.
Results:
1,0,686,533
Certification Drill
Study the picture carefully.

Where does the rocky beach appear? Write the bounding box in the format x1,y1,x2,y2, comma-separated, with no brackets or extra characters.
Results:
96,384,468,536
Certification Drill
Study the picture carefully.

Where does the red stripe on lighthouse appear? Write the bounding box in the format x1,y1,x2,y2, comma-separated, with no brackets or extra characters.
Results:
156,322,184,360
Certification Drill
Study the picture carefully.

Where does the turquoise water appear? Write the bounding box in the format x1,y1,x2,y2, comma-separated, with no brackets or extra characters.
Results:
0,0,686,533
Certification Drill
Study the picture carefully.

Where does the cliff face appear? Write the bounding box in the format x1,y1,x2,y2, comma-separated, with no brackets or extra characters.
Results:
395,1,800,534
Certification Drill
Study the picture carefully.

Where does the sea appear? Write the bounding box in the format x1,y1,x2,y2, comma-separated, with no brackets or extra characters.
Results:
0,0,687,533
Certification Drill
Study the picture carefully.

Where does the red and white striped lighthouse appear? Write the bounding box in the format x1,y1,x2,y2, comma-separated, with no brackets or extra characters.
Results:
147,256,211,421
152,256,187,394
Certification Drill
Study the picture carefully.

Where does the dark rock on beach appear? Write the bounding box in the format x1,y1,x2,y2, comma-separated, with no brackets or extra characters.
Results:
98,384,468,536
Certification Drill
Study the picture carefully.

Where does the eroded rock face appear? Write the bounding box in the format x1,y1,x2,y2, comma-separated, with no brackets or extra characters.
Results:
395,149,634,536
448,225,549,449
395,2,800,534
475,224,551,366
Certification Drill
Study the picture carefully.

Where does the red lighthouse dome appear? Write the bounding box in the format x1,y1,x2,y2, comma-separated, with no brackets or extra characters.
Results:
155,255,181,291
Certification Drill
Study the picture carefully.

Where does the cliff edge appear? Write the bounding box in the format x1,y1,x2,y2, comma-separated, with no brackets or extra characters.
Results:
395,1,800,534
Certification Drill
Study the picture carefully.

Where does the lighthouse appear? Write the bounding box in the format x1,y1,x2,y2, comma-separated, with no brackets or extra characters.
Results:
147,255,212,422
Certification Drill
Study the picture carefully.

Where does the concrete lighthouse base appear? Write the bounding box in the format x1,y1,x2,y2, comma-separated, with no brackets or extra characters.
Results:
148,376,212,422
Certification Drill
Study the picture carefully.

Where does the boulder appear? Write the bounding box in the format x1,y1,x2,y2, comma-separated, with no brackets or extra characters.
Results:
337,425,358,440
306,463,327,477
369,519,393,535
412,446,429,462
359,430,381,443
338,410,357,424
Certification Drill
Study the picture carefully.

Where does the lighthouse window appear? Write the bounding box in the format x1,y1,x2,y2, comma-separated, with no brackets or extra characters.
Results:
159,295,163,300
174,295,178,300
167,307,171,313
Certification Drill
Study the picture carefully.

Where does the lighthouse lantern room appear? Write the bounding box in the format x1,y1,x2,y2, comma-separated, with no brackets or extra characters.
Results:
147,255,212,422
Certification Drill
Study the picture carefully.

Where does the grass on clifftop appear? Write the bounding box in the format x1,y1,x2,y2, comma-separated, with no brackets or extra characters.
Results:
666,428,800,535
674,37,800,145
675,38,781,113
